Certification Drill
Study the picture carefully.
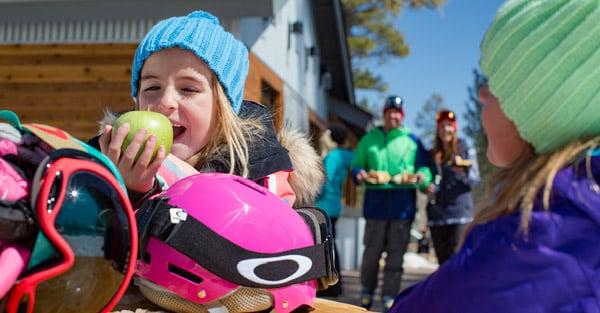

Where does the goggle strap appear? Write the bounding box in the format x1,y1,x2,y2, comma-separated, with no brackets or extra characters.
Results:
136,198,167,263
138,199,331,288
296,207,340,290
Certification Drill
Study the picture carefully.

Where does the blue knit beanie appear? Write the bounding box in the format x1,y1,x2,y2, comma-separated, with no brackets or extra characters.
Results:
131,11,249,114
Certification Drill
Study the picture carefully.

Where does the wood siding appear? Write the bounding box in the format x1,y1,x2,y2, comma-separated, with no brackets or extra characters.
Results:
0,44,136,140
1,45,286,140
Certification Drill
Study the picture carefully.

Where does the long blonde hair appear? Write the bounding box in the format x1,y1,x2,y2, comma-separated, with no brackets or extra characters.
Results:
186,79,263,177
469,136,600,235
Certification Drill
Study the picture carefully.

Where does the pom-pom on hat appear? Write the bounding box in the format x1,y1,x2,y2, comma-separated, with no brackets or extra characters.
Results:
131,10,249,114
480,0,600,153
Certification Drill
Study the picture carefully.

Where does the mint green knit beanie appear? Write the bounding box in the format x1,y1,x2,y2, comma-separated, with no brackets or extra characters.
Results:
480,0,600,153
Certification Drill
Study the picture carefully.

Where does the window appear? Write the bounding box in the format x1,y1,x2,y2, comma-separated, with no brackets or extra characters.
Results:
261,80,280,112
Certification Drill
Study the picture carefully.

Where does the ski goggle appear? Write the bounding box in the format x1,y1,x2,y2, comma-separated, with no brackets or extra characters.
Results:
5,149,138,313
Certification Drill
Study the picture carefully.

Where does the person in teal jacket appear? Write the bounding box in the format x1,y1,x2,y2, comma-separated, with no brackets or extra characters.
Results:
316,124,354,297
352,95,432,312
317,124,354,219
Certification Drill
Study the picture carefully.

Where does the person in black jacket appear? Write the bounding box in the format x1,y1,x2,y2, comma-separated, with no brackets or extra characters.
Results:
86,10,326,312
426,110,479,265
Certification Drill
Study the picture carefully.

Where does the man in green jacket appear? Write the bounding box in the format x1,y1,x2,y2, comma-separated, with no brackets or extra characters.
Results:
352,95,432,312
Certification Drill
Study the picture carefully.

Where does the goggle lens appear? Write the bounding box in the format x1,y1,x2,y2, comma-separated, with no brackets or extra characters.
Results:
31,170,131,313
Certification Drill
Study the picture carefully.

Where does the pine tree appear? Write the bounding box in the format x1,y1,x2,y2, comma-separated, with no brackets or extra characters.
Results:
463,69,496,203
341,0,446,93
414,93,445,149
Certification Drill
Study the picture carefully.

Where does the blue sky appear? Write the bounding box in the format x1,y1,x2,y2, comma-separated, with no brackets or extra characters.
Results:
356,0,504,139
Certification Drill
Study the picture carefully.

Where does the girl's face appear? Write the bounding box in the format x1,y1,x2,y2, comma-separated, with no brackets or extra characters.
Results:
479,84,529,168
437,120,455,144
137,48,217,161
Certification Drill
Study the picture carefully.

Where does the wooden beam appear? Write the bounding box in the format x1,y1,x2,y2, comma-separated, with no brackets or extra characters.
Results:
0,64,131,83
0,54,133,65
0,44,137,56
0,82,129,93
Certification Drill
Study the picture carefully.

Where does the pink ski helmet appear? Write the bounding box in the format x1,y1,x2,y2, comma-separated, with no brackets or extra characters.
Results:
135,173,338,313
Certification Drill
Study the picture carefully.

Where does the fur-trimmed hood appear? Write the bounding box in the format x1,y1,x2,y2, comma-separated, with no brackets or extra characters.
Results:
95,108,324,207
278,126,324,208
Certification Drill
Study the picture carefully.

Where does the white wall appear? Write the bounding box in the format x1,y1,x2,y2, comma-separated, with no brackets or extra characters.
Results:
239,0,328,132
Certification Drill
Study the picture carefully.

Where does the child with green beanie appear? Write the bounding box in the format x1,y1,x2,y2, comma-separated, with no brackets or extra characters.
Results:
389,0,600,312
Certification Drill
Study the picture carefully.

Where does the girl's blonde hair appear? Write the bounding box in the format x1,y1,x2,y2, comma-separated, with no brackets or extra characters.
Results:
186,78,263,177
469,136,600,235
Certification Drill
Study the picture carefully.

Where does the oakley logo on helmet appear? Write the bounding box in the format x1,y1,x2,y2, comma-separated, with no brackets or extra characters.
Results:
169,208,188,224
237,255,313,286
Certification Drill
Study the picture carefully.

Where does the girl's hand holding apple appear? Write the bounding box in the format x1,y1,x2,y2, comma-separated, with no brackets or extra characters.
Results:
98,111,173,193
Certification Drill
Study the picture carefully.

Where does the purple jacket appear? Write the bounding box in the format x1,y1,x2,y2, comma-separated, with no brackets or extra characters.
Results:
391,151,600,313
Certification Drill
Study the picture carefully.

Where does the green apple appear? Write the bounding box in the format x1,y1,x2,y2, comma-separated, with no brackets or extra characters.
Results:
112,111,173,162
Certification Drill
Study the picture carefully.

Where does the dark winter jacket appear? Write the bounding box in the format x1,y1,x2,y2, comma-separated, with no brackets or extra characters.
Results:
427,138,480,226
197,100,292,182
